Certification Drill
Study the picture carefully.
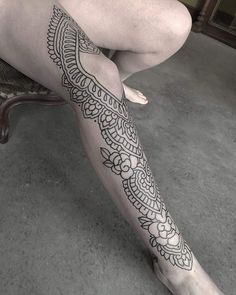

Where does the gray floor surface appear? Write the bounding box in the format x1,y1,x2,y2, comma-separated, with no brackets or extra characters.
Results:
0,32,236,295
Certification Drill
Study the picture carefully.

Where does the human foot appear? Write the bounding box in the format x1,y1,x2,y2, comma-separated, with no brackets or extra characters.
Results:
122,83,148,104
152,254,224,295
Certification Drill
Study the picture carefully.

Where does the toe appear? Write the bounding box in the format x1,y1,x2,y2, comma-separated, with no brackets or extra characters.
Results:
136,93,148,104
123,83,148,104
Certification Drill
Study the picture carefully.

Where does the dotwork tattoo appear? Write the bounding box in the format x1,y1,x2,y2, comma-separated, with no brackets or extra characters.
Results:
47,5,193,270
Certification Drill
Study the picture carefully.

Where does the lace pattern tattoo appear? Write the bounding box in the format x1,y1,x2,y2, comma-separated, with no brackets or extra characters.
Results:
47,5,193,270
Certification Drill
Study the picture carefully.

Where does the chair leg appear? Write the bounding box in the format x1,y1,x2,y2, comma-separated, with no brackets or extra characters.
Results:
0,105,10,144
0,94,66,144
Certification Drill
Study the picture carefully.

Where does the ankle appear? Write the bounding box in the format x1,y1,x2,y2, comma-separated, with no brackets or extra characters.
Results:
152,253,199,286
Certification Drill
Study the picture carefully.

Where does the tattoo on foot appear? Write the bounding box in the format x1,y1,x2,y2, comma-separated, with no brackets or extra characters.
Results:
47,5,193,270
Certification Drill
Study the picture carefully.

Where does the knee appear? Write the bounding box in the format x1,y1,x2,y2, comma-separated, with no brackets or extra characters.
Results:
96,58,121,82
69,57,123,110
163,2,192,51
94,57,123,95
133,1,192,54
69,57,123,108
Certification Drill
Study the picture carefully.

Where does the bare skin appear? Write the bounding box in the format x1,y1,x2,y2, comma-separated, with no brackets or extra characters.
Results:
0,1,224,294
153,253,224,295
59,0,192,104
123,84,148,104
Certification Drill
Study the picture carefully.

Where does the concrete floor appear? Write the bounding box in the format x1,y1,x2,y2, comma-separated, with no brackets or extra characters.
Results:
0,32,236,295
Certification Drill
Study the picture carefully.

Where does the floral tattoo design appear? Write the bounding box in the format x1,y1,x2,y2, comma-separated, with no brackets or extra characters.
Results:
47,5,193,270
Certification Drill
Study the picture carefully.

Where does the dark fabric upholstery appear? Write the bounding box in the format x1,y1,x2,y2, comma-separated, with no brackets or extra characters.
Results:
0,59,53,100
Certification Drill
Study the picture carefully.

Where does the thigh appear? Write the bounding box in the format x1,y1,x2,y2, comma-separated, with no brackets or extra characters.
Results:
58,0,182,52
0,0,118,99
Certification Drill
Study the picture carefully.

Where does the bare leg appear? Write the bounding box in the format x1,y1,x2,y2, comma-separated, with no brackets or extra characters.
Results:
0,1,223,294
110,3,192,104
58,0,192,104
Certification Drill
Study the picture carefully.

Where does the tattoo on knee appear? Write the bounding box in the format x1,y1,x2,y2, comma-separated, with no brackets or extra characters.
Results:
47,5,193,271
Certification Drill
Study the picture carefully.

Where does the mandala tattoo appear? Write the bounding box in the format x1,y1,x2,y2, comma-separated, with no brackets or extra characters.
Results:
47,5,193,270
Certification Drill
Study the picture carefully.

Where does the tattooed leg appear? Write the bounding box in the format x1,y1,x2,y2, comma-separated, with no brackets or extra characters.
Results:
0,2,223,294
47,4,192,271
46,5,224,295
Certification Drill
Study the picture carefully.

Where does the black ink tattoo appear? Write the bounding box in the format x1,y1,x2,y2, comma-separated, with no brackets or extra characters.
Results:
47,5,193,270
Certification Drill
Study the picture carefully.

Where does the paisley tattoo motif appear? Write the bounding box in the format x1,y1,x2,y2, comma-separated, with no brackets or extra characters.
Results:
47,5,193,270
